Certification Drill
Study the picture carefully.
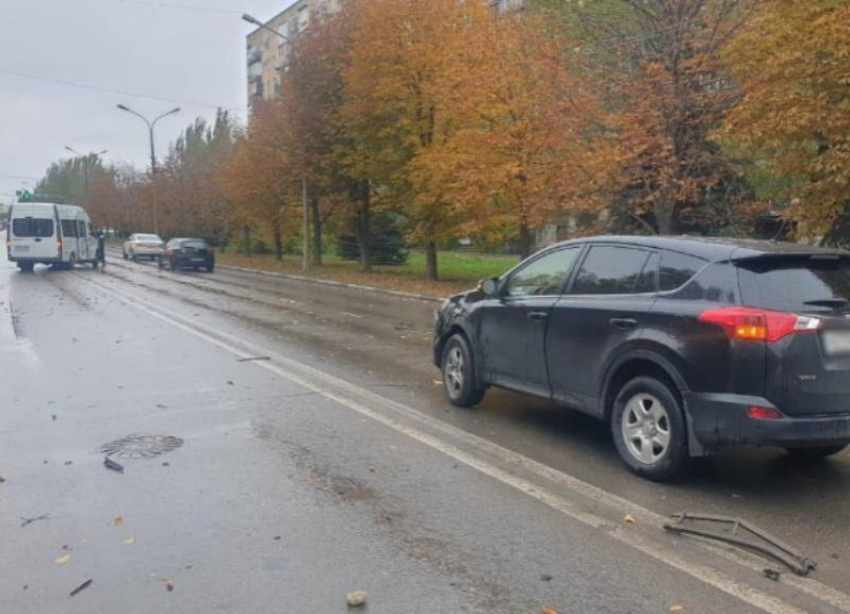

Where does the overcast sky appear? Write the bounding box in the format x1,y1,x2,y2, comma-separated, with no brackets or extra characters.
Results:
0,0,293,203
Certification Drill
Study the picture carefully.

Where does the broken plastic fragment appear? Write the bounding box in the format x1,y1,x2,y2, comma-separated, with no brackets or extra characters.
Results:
103,457,124,473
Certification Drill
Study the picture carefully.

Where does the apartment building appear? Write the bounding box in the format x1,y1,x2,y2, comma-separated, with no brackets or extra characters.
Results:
247,0,524,107
246,0,341,106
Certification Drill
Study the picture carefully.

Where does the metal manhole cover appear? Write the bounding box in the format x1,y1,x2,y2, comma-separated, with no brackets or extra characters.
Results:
100,435,184,459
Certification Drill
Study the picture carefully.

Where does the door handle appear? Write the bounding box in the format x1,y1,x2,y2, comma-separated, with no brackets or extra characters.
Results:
528,311,549,321
610,317,637,330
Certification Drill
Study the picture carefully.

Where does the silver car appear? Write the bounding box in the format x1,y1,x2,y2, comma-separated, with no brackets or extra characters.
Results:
122,233,164,261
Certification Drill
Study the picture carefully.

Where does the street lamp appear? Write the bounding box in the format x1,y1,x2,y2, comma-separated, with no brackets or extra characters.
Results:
242,12,310,272
242,13,295,45
116,104,180,233
64,146,108,193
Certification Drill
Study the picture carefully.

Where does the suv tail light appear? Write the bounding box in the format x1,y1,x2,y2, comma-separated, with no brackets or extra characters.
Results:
698,307,820,343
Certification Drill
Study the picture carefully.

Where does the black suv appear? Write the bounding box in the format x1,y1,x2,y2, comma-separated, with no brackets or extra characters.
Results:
434,236,850,480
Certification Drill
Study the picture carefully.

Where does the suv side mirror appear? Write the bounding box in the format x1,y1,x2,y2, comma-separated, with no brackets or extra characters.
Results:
480,277,500,297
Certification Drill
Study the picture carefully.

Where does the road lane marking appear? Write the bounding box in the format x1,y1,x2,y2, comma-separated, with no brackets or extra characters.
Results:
75,272,850,614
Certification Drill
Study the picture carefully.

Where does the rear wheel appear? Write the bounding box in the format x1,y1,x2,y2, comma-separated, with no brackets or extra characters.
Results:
206,262,215,273
611,376,689,481
122,250,128,260
170,258,178,271
66,253,77,271
785,444,847,460
18,262,34,273
441,334,485,407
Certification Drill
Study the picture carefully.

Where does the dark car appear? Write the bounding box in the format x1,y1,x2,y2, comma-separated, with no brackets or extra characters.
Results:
158,238,215,272
434,236,850,480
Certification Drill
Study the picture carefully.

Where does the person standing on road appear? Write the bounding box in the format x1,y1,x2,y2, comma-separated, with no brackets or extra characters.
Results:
96,228,106,271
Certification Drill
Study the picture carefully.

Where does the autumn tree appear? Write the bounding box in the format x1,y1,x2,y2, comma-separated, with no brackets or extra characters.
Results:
538,0,758,235
414,10,607,258
219,101,299,260
722,0,850,241
340,0,495,280
281,7,353,266
156,111,240,244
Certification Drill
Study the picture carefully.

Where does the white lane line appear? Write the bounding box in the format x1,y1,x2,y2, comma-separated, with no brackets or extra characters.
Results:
76,272,849,614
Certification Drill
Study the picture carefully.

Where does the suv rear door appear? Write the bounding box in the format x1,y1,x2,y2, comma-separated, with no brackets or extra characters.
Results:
737,255,850,417
545,244,657,414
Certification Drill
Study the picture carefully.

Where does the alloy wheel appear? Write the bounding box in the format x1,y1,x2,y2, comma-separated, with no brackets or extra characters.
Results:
444,346,465,399
621,392,671,465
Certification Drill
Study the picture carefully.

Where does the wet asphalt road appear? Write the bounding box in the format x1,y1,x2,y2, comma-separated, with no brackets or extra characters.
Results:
1,251,848,614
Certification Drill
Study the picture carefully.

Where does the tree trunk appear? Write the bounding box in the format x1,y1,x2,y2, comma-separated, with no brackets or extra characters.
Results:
273,223,283,262
311,195,322,266
425,241,439,282
355,183,372,273
655,201,675,235
518,221,534,260
243,225,252,258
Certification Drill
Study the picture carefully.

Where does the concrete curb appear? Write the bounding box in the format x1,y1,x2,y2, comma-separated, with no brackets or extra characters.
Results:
216,265,446,304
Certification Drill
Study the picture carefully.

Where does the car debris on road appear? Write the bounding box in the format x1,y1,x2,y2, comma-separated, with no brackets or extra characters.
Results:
664,512,817,576
103,457,124,473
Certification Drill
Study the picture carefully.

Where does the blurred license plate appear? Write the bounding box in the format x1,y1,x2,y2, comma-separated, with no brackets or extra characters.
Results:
191,257,204,262
822,331,850,355
14,245,29,252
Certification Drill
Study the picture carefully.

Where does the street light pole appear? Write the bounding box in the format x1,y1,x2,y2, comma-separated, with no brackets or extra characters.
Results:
242,12,310,272
116,104,180,233
64,146,108,195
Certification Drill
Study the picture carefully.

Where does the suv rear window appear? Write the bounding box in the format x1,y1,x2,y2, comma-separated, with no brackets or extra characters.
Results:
571,246,651,295
13,218,54,238
659,251,706,291
738,257,850,313
182,241,208,250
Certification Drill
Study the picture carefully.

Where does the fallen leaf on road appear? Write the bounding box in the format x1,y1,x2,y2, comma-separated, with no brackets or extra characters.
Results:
669,605,684,613
55,555,71,565
367,465,375,473
624,514,636,524
123,537,135,546
159,578,175,592
0,476,5,483
541,607,560,614
309,476,323,484
346,590,368,607
432,380,443,386
227,381,235,386
113,516,124,527
69,579,92,597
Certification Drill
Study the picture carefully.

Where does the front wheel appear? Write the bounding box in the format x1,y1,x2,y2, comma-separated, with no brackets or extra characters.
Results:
206,263,215,273
18,262,34,273
786,444,847,460
611,376,690,481
441,334,485,407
